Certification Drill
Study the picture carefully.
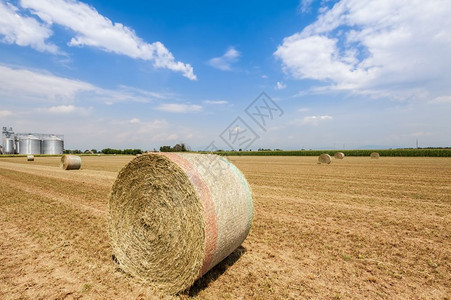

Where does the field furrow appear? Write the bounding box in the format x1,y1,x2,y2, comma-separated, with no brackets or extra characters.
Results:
0,175,107,216
0,167,110,213
0,160,117,187
0,182,160,299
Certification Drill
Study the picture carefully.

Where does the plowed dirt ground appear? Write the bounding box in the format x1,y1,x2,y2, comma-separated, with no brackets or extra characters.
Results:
0,155,449,299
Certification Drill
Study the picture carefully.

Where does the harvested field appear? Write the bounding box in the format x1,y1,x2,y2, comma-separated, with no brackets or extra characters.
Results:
0,155,450,299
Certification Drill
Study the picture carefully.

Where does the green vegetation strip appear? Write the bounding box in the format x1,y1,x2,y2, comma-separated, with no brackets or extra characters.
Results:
205,149,451,157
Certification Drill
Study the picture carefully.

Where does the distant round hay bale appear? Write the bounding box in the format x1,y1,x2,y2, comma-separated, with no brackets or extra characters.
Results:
60,155,82,170
318,154,332,164
135,153,142,157
27,155,34,161
334,152,345,159
370,152,380,159
109,153,253,294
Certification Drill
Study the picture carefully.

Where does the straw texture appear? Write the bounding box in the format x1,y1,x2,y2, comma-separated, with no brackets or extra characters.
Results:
370,152,380,159
109,153,253,294
61,155,82,170
334,152,345,159
318,154,332,164
27,155,34,161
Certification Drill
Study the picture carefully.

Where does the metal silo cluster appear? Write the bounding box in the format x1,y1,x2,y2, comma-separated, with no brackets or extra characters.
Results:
1,127,64,155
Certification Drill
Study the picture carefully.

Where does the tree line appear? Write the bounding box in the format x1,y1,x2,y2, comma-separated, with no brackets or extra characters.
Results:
63,143,190,155
64,148,143,155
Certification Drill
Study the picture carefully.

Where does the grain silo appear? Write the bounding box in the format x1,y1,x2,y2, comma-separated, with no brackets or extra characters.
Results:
18,134,41,155
15,139,20,154
2,137,15,154
2,127,15,154
42,135,64,154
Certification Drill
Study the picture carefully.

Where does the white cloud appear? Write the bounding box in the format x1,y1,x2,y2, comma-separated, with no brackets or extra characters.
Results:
0,110,13,117
104,118,196,146
292,115,333,126
164,134,179,141
0,64,165,105
208,47,240,71
410,131,432,137
430,96,451,104
156,103,202,113
275,81,286,90
0,2,59,54
275,0,451,100
92,86,161,105
297,107,309,112
10,0,195,79
298,0,314,14
203,100,228,105
0,64,95,103
129,118,140,124
116,85,169,100
37,104,92,115
47,105,76,113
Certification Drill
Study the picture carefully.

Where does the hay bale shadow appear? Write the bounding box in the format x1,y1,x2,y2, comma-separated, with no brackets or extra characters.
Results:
187,246,247,297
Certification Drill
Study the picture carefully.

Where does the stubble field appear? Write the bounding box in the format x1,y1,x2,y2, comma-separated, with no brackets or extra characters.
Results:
0,155,449,299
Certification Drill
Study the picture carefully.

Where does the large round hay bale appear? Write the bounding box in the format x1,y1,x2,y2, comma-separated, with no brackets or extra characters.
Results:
60,155,82,170
27,155,34,161
318,153,332,164
370,152,380,159
109,153,253,294
334,152,345,159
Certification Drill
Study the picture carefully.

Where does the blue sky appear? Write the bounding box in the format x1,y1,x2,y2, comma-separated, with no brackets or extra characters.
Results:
0,0,450,151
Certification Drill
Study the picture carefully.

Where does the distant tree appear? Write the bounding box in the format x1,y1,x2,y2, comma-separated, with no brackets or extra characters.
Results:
172,143,187,152
159,143,189,152
160,145,171,152
91,149,98,154
101,148,121,154
123,149,142,155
